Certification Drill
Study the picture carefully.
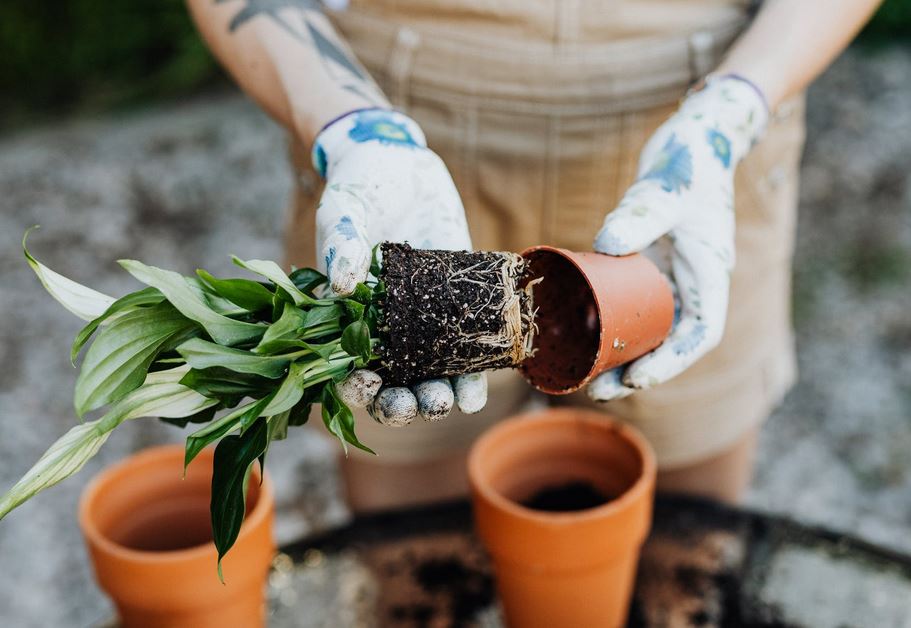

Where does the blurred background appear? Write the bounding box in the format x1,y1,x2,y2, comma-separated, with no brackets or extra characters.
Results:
0,1,909,626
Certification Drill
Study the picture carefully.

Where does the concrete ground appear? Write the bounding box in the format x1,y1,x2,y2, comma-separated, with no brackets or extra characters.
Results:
0,44,909,626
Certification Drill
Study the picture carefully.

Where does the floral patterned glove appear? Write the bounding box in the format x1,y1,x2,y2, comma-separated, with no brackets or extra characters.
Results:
311,109,487,425
588,75,769,402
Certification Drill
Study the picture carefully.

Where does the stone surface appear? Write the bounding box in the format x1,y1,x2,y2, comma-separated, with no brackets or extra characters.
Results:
268,550,378,628
756,546,911,627
0,45,910,626
746,45,911,556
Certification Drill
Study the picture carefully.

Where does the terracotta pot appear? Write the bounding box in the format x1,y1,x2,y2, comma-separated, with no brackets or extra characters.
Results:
468,408,656,628
519,246,674,394
79,445,275,628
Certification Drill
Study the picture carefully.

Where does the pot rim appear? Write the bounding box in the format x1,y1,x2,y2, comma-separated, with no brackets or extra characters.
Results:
519,245,606,394
468,408,656,524
78,444,273,563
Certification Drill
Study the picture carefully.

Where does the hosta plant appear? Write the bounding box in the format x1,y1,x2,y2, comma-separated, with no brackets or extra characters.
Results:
0,232,536,576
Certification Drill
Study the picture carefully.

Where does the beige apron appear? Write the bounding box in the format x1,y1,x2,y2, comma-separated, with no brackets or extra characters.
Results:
285,0,805,468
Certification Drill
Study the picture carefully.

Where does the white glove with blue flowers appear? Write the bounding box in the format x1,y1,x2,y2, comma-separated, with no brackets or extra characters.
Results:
311,108,487,425
588,75,769,402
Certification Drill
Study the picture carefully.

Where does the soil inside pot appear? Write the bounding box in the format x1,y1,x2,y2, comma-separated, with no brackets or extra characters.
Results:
380,243,535,385
520,481,614,512
519,250,600,392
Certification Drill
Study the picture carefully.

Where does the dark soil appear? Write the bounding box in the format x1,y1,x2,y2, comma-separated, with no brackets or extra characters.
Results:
520,481,613,512
519,249,599,392
379,243,534,385
414,556,495,625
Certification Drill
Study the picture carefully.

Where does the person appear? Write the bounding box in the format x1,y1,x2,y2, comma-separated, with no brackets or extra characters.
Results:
187,0,883,510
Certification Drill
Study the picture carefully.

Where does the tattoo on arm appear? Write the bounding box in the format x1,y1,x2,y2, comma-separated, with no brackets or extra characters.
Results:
304,19,367,80
217,0,382,103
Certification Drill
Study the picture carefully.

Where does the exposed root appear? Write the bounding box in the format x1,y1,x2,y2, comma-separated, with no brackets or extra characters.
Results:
379,244,538,384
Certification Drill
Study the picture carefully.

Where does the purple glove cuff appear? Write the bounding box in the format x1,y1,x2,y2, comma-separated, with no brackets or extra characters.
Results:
311,109,427,178
711,73,771,115
315,107,393,141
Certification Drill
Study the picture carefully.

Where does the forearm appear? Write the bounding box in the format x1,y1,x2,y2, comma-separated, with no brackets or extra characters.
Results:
186,0,390,142
716,0,882,108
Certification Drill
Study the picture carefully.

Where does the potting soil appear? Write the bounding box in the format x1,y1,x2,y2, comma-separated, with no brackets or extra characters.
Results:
379,243,535,384
520,480,614,512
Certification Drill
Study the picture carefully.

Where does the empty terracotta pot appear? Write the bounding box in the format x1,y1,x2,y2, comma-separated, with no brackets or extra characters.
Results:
79,445,275,628
468,408,656,628
519,246,674,394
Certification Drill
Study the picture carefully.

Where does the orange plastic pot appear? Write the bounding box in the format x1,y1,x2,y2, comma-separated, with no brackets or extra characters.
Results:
468,408,656,628
519,246,674,394
79,445,275,628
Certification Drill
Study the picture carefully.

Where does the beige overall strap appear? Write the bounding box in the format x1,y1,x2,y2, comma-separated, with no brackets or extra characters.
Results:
385,26,421,109
688,30,719,82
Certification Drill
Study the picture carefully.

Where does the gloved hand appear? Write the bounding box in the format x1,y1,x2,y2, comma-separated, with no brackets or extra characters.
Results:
311,108,487,425
588,75,769,402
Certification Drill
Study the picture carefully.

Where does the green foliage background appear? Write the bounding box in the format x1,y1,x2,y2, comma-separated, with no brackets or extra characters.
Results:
0,0,221,125
0,0,908,127
865,0,911,40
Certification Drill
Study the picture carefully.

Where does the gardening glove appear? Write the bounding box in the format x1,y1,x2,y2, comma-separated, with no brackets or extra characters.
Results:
588,75,769,402
311,108,488,425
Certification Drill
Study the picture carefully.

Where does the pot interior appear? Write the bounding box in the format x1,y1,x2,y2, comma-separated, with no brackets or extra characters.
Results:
88,450,261,553
480,415,644,514
520,250,600,393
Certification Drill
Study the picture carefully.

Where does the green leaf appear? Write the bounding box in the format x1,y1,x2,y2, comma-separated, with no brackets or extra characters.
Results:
119,259,265,346
341,320,371,362
211,417,269,581
341,299,365,322
198,290,250,318
267,411,290,442
365,303,381,337
303,304,343,329
159,405,218,428
321,403,347,455
179,367,272,400
183,394,275,468
177,338,290,379
261,362,309,415
232,257,319,307
0,424,109,521
289,267,327,295
150,357,186,366
196,270,274,312
75,302,198,417
320,385,373,456
253,303,306,354
299,304,344,340
285,387,319,428
300,341,337,361
351,283,373,305
259,409,293,470
369,244,382,278
71,287,165,365
288,396,313,427
334,400,374,455
337,416,374,455
143,363,199,386
23,228,116,321
0,367,216,520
